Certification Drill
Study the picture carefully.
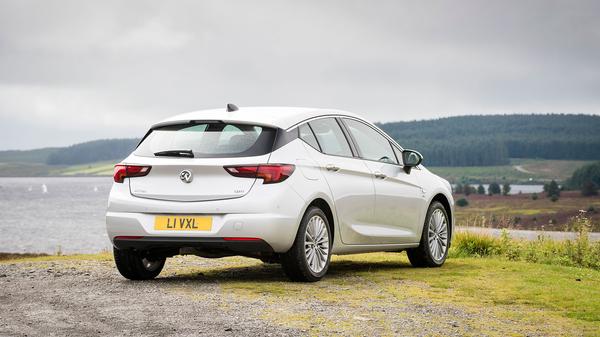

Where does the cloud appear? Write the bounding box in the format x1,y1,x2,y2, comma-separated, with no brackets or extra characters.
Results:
0,0,599,149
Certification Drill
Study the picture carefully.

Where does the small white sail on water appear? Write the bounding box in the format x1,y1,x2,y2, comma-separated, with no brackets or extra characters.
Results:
41,184,48,193
27,186,33,192
93,186,98,192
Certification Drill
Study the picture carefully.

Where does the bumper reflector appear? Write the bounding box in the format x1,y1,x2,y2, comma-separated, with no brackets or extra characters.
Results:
114,236,144,240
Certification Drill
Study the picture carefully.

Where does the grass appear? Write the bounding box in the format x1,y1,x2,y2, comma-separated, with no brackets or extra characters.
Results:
0,161,115,177
173,254,600,336
429,158,593,184
51,161,115,176
451,223,600,270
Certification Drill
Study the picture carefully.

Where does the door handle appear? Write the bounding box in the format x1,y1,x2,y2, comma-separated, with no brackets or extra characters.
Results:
325,164,340,172
374,172,387,179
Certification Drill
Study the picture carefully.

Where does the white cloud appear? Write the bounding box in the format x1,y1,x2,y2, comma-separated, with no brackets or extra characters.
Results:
0,0,599,149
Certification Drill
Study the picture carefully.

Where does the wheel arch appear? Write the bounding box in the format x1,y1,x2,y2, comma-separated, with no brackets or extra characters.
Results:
305,198,335,244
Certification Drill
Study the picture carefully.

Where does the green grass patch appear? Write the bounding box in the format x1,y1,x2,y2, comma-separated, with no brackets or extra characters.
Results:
451,214,600,270
51,161,115,176
171,254,599,336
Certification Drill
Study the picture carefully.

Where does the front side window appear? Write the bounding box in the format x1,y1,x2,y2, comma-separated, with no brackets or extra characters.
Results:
308,118,353,157
343,119,398,164
135,123,276,158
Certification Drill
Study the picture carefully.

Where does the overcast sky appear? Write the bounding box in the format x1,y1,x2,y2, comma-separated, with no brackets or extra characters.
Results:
1,0,599,150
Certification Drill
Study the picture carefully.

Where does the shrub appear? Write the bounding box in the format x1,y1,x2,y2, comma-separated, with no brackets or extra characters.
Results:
477,184,485,195
456,198,469,207
550,195,559,202
531,192,538,200
546,180,560,198
450,231,500,257
502,183,511,196
464,185,473,196
488,182,501,195
581,180,598,196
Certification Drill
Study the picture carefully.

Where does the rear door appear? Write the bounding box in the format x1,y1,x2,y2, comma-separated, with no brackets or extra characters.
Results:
341,118,427,244
303,118,377,245
128,122,276,202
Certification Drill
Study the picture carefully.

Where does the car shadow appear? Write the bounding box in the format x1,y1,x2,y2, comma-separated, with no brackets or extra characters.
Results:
153,258,426,284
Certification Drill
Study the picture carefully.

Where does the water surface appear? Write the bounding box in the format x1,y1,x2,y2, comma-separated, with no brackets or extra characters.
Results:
0,177,113,254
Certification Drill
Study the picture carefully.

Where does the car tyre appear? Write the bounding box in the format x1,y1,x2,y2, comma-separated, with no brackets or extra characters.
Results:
407,201,450,268
281,206,332,282
113,248,166,280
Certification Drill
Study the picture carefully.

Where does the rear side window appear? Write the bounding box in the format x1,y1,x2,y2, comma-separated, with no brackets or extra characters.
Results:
298,123,320,150
343,118,398,164
135,123,277,158
308,118,353,157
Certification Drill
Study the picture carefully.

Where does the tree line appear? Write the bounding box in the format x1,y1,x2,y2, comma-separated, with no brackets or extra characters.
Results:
46,139,140,165
378,114,600,166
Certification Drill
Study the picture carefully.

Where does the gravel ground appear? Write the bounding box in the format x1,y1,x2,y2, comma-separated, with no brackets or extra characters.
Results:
0,257,301,337
0,255,587,337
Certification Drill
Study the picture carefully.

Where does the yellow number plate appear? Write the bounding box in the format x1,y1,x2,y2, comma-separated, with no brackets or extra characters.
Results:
154,216,212,231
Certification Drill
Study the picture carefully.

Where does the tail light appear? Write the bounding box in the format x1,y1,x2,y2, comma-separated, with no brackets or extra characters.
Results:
224,164,295,184
113,165,151,183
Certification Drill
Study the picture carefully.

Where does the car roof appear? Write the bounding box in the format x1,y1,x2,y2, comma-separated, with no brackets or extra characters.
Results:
153,106,364,130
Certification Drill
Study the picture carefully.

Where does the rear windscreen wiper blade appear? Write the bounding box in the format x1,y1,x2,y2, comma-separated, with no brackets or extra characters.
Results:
153,149,194,158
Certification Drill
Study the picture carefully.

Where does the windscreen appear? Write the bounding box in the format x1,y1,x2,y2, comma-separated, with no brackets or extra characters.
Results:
135,122,277,158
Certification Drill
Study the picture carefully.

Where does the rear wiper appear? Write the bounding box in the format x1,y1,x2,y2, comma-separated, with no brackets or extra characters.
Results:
154,149,194,158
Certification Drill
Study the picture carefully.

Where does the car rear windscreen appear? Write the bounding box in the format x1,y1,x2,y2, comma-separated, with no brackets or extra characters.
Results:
135,122,277,158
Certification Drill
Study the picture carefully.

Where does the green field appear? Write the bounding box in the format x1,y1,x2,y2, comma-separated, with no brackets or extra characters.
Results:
429,158,594,184
0,161,115,177
51,161,115,176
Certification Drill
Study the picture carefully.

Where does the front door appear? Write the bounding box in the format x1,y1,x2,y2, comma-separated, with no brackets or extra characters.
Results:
341,118,427,244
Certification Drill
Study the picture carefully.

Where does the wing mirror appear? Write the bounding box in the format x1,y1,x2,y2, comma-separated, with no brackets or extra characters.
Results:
402,149,423,174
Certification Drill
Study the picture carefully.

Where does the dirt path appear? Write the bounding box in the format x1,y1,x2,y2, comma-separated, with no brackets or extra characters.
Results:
513,165,535,174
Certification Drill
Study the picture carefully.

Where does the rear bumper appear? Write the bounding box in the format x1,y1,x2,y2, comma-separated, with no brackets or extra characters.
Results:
106,211,301,253
113,236,274,253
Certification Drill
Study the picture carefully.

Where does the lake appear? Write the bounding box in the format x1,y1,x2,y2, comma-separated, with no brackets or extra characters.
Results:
0,177,113,254
458,184,544,195
0,177,547,254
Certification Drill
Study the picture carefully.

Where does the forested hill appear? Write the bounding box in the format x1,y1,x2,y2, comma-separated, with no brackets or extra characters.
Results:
378,114,600,167
46,139,140,165
1,114,599,167
0,139,139,166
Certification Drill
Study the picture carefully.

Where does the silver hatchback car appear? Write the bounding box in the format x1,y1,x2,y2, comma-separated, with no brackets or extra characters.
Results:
107,105,454,282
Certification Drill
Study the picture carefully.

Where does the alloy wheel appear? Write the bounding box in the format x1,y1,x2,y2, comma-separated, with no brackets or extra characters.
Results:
304,215,330,273
428,209,448,261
